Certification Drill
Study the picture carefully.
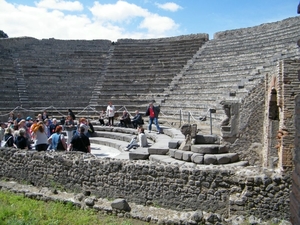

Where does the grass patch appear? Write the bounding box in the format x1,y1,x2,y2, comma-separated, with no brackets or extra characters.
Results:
0,191,149,225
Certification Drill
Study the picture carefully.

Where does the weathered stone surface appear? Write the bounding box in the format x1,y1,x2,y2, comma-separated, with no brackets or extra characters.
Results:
168,140,179,149
182,151,193,162
84,197,95,207
191,153,204,164
194,134,219,144
111,198,131,212
204,154,217,165
0,148,293,221
191,144,220,154
174,150,184,160
148,147,169,155
129,151,149,160
229,153,239,163
191,210,203,223
169,149,176,158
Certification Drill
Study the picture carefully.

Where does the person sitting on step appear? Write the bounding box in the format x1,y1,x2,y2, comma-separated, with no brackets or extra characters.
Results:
131,110,144,129
124,127,148,151
119,110,131,128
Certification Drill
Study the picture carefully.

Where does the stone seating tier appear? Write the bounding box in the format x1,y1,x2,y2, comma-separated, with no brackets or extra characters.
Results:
160,17,300,126
89,124,248,166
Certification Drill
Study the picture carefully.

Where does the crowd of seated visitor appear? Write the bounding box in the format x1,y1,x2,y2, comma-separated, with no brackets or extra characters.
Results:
0,111,93,152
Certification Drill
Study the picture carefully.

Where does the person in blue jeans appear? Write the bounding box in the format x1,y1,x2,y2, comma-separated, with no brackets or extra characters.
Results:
145,102,162,134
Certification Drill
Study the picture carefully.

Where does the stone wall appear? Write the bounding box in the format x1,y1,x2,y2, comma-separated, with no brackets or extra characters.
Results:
0,148,291,221
291,95,300,224
225,80,265,166
276,60,300,169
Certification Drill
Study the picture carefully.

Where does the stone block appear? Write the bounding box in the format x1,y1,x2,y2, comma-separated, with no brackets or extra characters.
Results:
169,149,176,158
204,154,217,165
229,153,239,162
182,151,193,162
215,154,231,164
129,152,149,160
221,126,231,132
191,153,204,164
219,145,229,153
174,150,184,160
148,147,169,155
191,144,220,154
169,140,179,149
111,198,131,212
194,134,219,144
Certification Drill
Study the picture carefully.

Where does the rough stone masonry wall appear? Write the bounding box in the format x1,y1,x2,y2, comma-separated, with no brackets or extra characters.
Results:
228,80,265,166
0,148,291,221
291,94,300,224
277,60,300,169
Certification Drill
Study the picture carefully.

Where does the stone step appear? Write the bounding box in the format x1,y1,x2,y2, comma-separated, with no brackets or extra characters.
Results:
169,149,241,165
191,144,228,154
194,134,220,144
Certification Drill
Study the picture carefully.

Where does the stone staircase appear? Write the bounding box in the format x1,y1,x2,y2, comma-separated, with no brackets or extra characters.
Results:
89,123,248,166
89,44,115,106
169,134,248,166
11,54,29,107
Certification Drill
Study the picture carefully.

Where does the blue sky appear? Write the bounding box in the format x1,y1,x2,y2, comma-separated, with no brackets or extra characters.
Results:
0,0,299,41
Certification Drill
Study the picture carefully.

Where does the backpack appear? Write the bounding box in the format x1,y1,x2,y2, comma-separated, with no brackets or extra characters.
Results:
56,134,66,151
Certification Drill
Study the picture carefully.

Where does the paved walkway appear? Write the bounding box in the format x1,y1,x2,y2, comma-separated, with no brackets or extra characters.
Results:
90,143,122,158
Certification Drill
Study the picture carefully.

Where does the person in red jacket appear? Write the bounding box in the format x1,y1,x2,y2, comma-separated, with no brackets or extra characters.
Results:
145,102,162,134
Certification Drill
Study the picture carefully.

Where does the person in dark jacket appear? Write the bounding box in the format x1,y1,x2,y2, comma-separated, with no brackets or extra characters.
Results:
119,110,131,128
68,109,76,121
145,102,162,134
131,110,144,129
15,128,30,149
68,126,91,153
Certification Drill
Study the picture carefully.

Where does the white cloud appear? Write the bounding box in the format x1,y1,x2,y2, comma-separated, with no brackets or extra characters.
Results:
90,1,149,23
139,14,178,34
35,0,83,11
155,2,182,12
0,0,180,41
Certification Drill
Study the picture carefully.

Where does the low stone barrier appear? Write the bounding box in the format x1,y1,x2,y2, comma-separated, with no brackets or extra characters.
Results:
0,148,291,222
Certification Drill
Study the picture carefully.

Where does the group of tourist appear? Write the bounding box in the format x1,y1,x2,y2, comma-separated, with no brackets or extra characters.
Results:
103,101,162,134
0,109,91,153
0,101,162,153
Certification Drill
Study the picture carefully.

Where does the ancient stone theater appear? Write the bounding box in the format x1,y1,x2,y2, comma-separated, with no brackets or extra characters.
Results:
0,15,300,224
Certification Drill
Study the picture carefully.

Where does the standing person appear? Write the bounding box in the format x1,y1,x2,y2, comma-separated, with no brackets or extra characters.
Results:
68,109,76,121
15,113,22,123
145,102,162,134
44,119,51,138
31,121,48,151
64,115,75,146
42,110,49,120
36,114,43,122
8,112,15,122
106,102,115,126
131,110,144,129
68,126,91,153
48,125,67,151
